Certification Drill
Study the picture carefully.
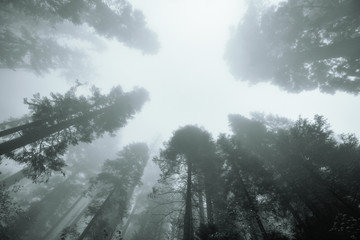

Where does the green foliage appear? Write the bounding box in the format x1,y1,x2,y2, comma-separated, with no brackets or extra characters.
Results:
225,0,360,94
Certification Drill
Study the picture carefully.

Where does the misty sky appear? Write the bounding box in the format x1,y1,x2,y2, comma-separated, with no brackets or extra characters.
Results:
1,0,360,150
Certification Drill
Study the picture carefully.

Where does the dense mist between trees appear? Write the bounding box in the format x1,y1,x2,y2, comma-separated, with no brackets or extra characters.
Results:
1,0,360,240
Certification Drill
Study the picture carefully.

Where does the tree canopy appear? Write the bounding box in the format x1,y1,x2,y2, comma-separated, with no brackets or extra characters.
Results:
0,85,149,180
0,0,160,75
225,0,360,94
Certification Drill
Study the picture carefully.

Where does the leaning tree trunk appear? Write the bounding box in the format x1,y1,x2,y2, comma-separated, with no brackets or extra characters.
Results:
183,161,194,240
301,161,360,217
41,193,85,240
237,172,268,240
0,118,49,137
0,103,114,155
228,152,268,240
0,168,27,188
77,187,118,240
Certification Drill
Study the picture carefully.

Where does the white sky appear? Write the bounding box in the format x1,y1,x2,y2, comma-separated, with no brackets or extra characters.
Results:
1,0,360,151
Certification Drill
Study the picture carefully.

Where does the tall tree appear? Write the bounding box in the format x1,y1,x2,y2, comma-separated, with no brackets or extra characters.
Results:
217,135,270,240
225,0,360,94
227,114,360,239
77,143,149,240
155,125,217,240
8,140,113,240
0,85,148,180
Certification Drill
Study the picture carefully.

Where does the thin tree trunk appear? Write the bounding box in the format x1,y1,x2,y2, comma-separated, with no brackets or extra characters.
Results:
278,190,304,227
228,151,268,240
280,166,336,230
237,173,268,240
183,161,194,240
301,162,360,217
204,188,214,224
198,191,205,225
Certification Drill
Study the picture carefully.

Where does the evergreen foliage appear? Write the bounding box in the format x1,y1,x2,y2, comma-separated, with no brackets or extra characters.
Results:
0,0,159,75
225,0,360,94
0,86,148,180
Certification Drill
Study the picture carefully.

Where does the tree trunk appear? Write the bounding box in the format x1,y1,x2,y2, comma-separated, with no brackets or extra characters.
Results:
248,219,260,240
0,116,31,130
228,151,268,240
237,173,268,240
0,118,48,137
77,187,117,240
0,168,27,188
119,193,140,238
204,188,214,224
198,191,205,225
41,194,85,240
0,104,113,155
0,101,109,138
183,161,194,240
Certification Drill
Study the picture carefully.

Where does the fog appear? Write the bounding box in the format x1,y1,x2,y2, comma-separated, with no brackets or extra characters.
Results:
1,0,360,239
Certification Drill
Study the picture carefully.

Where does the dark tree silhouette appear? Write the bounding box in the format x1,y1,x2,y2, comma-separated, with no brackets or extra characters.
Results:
225,0,360,94
0,85,148,180
78,143,149,240
155,125,217,240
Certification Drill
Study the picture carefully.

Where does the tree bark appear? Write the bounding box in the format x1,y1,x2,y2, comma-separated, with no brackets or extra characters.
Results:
77,187,117,240
205,188,214,224
183,161,194,240
0,119,48,137
117,190,140,239
228,151,268,240
198,191,205,225
237,173,268,240
0,101,109,138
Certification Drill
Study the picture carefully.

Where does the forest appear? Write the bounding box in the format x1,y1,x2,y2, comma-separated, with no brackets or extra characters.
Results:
0,0,360,240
